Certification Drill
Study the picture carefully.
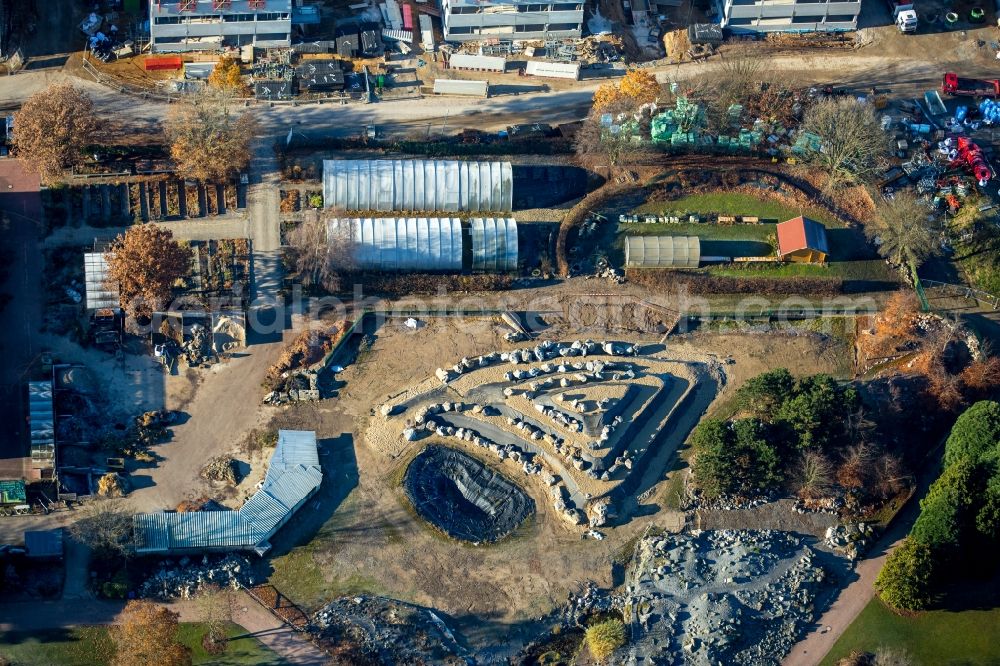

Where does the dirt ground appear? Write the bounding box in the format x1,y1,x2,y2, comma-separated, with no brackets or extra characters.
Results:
257,304,855,651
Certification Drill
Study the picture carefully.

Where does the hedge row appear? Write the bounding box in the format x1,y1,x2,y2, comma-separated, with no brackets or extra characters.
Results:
625,269,844,296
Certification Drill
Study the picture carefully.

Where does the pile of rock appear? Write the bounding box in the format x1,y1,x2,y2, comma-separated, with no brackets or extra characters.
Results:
200,455,238,484
824,523,873,560
138,555,256,600
624,530,826,665
434,339,640,385
312,595,465,664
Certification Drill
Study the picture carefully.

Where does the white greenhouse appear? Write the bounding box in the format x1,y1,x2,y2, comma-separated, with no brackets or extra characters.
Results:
327,217,464,271
471,217,518,272
322,159,513,212
624,236,701,269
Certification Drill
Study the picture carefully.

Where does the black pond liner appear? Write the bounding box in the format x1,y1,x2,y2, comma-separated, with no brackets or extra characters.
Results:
403,445,535,543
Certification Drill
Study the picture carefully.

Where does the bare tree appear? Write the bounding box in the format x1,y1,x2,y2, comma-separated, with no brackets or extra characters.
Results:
575,98,654,168
68,500,134,557
865,192,939,271
165,89,257,183
792,450,834,500
694,46,769,133
286,213,354,292
12,83,98,183
197,584,235,656
800,97,891,190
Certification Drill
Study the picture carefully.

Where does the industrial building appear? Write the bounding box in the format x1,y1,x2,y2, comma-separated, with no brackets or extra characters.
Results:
776,216,829,264
440,0,584,42
323,159,513,213
326,217,519,272
717,0,861,33
133,430,321,555
624,236,701,269
149,0,293,53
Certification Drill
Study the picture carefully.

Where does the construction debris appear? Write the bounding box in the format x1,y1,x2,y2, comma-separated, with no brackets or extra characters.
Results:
139,555,257,600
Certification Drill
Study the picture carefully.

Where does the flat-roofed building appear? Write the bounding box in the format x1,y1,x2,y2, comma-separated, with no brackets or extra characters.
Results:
149,0,292,53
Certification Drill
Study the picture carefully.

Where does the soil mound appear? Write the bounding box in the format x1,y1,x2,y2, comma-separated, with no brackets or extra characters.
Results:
403,445,534,543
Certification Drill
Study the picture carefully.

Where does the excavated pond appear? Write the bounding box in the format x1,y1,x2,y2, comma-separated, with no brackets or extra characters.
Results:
403,445,535,543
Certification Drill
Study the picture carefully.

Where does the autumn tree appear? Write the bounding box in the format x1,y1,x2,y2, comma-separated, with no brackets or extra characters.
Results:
865,192,939,271
12,83,98,184
68,500,134,558
592,68,661,111
800,97,891,190
110,600,191,666
106,225,192,317
165,90,257,182
207,57,250,96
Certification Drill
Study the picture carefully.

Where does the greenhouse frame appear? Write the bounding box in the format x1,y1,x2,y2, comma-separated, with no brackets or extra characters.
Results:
624,236,701,269
322,159,513,212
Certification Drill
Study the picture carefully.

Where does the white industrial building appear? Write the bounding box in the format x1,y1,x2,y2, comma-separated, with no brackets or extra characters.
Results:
323,159,513,212
149,0,292,53
133,430,322,555
326,217,519,272
441,0,584,41
718,0,861,33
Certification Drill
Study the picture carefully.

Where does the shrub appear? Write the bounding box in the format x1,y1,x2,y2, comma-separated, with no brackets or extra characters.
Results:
874,537,935,611
943,400,1000,468
584,619,626,662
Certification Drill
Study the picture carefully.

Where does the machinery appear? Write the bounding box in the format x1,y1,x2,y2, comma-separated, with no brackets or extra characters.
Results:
951,137,992,186
942,72,1000,98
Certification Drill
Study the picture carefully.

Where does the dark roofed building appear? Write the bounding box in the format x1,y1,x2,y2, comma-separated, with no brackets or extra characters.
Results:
296,60,344,92
776,216,829,264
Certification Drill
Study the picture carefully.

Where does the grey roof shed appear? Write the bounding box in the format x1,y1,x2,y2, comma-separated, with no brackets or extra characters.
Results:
624,236,701,268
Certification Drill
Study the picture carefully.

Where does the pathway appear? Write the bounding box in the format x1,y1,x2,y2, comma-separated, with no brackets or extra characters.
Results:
782,449,944,666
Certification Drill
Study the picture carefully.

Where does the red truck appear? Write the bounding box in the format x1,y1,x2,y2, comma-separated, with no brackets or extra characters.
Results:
942,72,1000,97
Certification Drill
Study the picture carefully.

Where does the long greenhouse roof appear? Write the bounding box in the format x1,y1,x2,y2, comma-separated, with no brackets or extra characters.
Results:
323,159,513,212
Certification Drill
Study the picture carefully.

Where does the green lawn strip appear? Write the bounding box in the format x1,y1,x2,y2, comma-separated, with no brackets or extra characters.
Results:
632,192,841,227
0,622,278,666
820,598,1000,666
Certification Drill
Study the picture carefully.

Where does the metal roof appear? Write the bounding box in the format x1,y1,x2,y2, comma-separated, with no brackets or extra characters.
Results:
323,159,513,212
448,53,506,72
25,529,64,559
133,430,321,555
471,217,519,272
432,79,489,97
28,381,55,469
777,216,830,256
84,253,119,311
328,217,463,272
624,236,701,268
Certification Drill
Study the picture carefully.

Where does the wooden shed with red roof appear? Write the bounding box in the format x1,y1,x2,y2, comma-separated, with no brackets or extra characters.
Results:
776,216,829,264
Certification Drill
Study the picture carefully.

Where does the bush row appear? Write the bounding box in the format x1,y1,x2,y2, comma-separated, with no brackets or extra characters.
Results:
625,269,844,296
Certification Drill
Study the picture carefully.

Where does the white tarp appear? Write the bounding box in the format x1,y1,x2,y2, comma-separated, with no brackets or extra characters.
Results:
471,217,519,272
433,78,489,97
323,159,513,212
328,217,464,271
448,53,506,72
524,60,581,80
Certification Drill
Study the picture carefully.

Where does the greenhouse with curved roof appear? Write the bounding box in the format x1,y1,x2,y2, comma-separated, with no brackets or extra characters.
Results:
322,159,513,212
624,236,701,269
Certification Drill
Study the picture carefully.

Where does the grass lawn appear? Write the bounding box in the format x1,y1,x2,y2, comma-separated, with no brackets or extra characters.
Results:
632,192,841,227
0,622,280,666
821,598,1000,666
